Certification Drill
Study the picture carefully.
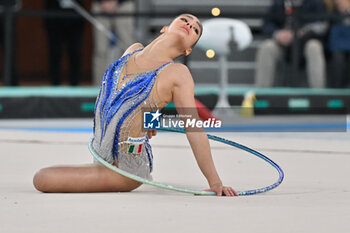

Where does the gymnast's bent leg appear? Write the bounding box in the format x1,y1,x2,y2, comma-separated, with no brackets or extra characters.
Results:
33,163,142,193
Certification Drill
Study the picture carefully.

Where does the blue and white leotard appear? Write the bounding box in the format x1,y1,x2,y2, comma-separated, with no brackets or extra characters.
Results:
91,48,172,179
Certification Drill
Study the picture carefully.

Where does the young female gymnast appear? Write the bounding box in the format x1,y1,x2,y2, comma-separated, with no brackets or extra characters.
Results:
33,14,238,196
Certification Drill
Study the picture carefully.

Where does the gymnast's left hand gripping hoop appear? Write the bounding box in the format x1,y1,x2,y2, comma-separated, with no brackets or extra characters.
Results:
88,128,284,196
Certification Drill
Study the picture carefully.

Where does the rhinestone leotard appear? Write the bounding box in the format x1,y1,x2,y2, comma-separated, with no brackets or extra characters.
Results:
91,48,172,178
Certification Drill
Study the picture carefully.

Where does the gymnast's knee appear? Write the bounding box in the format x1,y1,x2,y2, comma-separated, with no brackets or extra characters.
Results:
33,168,51,192
101,166,143,192
118,179,142,192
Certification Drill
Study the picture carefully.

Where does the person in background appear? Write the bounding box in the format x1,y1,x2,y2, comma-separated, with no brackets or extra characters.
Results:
43,0,85,86
92,0,136,86
0,0,19,86
328,0,350,88
255,0,328,88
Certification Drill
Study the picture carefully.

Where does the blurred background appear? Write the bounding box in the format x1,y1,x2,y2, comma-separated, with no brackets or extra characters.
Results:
0,0,349,120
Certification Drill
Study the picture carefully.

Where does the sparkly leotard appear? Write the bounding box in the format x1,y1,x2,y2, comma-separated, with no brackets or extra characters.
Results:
91,48,172,179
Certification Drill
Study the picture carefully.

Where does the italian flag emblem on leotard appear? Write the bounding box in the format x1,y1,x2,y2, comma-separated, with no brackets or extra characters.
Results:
128,144,143,154
126,137,145,154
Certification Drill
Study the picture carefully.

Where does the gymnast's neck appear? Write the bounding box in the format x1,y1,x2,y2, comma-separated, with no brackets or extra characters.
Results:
140,34,186,62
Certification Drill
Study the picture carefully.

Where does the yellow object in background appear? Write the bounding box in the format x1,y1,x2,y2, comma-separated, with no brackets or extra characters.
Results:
206,49,215,58
211,7,221,17
240,91,256,117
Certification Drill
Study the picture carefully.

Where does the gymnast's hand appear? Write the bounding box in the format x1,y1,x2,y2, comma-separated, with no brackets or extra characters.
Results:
147,129,157,139
205,184,238,197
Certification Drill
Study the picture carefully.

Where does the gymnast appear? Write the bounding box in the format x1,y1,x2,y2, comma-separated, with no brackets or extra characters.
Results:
33,13,238,197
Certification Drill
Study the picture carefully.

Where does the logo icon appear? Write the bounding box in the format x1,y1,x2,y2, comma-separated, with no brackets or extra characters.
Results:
143,110,162,129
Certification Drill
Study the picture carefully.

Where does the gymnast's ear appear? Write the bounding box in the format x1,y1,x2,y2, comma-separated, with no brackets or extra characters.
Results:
160,26,167,34
184,48,192,56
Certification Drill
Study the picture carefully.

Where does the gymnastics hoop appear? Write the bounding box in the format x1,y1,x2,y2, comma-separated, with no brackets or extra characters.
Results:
88,128,284,196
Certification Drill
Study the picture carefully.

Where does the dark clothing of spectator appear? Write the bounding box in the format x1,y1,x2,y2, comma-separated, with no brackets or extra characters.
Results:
0,3,18,86
263,0,327,35
262,0,328,63
328,9,350,88
44,0,85,86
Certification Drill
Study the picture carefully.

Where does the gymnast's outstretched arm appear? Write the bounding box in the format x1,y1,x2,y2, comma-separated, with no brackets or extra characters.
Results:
170,64,237,196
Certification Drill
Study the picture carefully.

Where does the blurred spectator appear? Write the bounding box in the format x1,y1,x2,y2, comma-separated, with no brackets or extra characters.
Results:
44,0,85,86
0,0,19,86
255,0,328,88
92,0,136,86
324,0,336,11
328,0,350,88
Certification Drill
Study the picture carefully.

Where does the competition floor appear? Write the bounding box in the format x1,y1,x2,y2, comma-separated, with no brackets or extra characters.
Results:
0,118,349,233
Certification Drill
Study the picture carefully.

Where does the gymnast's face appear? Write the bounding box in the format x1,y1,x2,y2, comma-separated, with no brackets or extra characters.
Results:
161,14,203,55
